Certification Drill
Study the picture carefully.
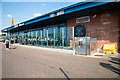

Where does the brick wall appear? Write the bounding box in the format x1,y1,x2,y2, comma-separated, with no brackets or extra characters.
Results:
67,10,119,52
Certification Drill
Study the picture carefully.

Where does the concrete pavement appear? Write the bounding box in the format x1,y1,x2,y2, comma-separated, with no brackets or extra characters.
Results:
2,43,119,78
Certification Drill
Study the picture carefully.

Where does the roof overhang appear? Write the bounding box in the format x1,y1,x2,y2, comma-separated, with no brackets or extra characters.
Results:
1,1,120,33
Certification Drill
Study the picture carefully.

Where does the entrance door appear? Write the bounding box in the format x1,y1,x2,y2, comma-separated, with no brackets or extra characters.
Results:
75,37,90,55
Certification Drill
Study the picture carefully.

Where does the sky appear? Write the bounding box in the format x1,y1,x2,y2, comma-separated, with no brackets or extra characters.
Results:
0,1,84,34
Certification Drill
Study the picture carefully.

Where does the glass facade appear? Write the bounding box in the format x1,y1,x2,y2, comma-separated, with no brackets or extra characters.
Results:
3,23,74,50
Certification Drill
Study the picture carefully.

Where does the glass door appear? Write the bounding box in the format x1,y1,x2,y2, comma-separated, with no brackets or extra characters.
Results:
35,30,40,46
48,28,54,48
42,29,47,47
27,31,31,45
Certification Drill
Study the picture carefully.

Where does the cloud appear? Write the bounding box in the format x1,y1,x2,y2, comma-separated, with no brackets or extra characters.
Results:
33,13,43,17
42,3,46,6
7,14,13,17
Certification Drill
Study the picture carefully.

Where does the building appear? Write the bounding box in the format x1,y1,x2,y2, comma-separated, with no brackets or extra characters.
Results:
1,1,120,54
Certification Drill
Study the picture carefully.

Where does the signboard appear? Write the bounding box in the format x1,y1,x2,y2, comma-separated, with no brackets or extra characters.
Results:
76,16,90,23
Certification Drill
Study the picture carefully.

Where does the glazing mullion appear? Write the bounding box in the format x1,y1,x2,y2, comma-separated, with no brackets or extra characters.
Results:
46,29,48,47
62,27,64,48
53,28,55,48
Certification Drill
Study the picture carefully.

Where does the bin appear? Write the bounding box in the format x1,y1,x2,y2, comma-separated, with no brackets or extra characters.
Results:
103,44,115,54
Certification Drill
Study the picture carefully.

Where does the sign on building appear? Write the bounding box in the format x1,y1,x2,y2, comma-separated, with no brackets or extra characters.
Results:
76,16,90,23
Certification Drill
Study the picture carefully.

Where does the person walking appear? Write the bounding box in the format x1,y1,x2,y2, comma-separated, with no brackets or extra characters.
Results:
5,38,10,50
10,38,14,49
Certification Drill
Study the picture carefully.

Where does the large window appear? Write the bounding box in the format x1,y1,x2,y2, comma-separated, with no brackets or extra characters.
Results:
11,23,74,50
19,32,24,44
48,27,54,47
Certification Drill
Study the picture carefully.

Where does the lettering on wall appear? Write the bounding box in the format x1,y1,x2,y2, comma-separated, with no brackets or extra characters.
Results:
57,10,64,16
19,23,24,26
4,29,7,31
14,23,24,27
50,10,64,18
50,13,55,18
14,24,18,28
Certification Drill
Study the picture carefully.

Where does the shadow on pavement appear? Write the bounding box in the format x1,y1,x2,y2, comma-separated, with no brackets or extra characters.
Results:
100,62,120,75
59,68,70,80
108,57,120,65
109,57,120,61
108,60,120,65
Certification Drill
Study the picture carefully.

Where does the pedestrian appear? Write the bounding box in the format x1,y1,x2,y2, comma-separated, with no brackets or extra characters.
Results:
30,38,32,45
5,38,10,50
37,37,41,45
32,37,36,46
28,37,31,45
25,36,28,45
10,38,14,49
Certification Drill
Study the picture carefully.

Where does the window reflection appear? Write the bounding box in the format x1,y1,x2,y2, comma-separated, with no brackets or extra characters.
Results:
9,23,74,50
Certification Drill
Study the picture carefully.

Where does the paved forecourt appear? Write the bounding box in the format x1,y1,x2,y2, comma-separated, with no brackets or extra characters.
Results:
2,43,119,78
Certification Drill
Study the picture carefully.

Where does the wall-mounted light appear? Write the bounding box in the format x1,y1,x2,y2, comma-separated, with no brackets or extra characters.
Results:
93,15,96,18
